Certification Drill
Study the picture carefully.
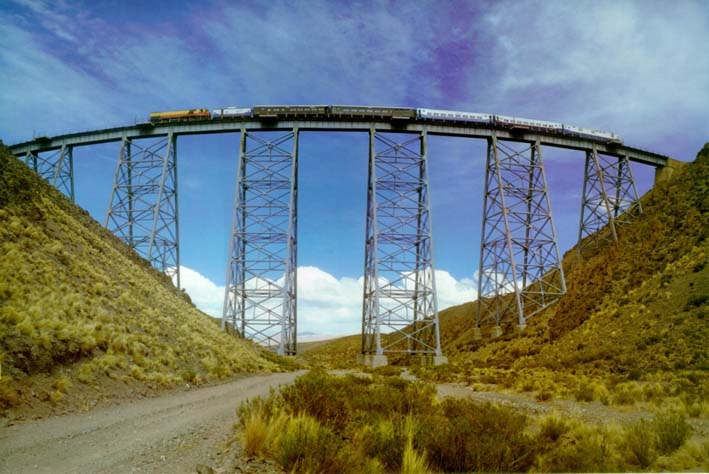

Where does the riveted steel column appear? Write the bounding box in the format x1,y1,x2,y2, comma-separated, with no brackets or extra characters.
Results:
362,127,383,356
105,133,180,285
361,129,443,358
222,129,298,355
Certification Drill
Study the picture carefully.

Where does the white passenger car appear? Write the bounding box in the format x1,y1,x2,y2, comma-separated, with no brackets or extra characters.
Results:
212,107,253,119
563,124,621,143
417,108,492,124
494,115,563,131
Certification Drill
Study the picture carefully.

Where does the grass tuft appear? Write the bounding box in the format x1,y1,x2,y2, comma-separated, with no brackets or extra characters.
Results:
654,409,691,454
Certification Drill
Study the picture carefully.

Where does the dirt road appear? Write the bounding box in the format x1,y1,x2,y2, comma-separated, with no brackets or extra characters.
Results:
0,371,303,474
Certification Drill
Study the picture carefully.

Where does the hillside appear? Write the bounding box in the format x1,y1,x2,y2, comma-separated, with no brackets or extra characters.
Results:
304,145,709,396
0,145,285,418
443,145,708,384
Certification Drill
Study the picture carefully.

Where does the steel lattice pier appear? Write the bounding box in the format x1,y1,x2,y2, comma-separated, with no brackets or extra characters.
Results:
222,129,298,355
24,145,74,201
477,136,566,335
105,134,180,287
578,147,642,254
361,129,444,360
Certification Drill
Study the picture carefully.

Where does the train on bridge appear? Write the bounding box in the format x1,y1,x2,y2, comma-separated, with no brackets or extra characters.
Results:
149,105,622,143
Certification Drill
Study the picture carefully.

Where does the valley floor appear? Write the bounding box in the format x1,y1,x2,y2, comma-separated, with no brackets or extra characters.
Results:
0,372,302,474
436,381,709,438
2,369,706,473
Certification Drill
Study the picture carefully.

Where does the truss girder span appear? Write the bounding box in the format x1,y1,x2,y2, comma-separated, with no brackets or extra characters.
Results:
222,129,298,356
578,148,642,254
105,134,180,287
24,145,75,201
477,136,566,332
362,129,443,357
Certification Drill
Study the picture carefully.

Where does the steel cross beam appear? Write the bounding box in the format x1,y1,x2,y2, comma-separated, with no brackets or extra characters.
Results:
222,128,298,355
23,145,75,201
578,147,642,255
105,134,180,287
476,136,566,335
361,128,443,358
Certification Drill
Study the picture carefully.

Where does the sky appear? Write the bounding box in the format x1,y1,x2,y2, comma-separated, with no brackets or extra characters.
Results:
2,0,708,338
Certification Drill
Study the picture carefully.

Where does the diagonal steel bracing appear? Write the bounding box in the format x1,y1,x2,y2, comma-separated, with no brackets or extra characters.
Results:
362,129,443,357
477,136,566,332
105,134,180,287
223,129,298,355
578,148,642,254
24,145,75,201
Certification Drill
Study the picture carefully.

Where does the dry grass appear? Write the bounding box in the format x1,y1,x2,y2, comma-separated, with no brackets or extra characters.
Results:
0,146,286,415
236,371,537,473
285,145,709,472
236,369,703,473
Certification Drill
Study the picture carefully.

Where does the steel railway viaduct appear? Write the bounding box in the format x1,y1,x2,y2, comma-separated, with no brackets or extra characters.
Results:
8,109,677,365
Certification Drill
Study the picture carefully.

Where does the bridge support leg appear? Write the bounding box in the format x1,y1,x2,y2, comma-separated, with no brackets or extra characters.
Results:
578,148,642,254
361,128,445,363
23,146,75,201
476,136,566,334
105,134,180,288
222,129,298,356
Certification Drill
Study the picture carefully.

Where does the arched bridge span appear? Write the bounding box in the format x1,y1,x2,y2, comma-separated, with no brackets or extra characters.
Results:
8,109,674,363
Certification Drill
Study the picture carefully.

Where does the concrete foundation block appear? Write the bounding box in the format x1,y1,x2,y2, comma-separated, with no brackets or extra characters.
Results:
432,356,448,366
491,325,503,338
516,324,526,334
359,354,388,368
415,355,449,366
472,327,482,341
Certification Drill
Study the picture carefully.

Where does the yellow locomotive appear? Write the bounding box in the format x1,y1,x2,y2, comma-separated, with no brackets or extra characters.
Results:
149,109,211,122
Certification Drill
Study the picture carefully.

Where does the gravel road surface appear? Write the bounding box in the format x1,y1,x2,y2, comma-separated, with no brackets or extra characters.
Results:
0,372,303,474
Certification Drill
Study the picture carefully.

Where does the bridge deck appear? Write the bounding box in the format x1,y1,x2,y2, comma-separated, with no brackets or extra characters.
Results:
8,119,670,167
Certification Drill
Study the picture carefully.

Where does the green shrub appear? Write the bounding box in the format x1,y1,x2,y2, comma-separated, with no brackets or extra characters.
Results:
536,424,614,473
654,409,691,454
180,369,197,383
402,437,430,474
612,382,643,405
237,372,539,474
685,400,703,418
273,413,346,474
685,294,709,310
536,389,554,401
420,399,535,473
356,417,404,470
0,382,19,410
575,383,595,402
539,414,571,442
625,419,657,468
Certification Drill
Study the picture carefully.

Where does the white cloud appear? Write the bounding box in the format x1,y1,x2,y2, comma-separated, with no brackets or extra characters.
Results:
475,0,709,154
173,265,225,317
202,0,445,106
1,0,459,145
174,265,476,336
435,269,477,309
